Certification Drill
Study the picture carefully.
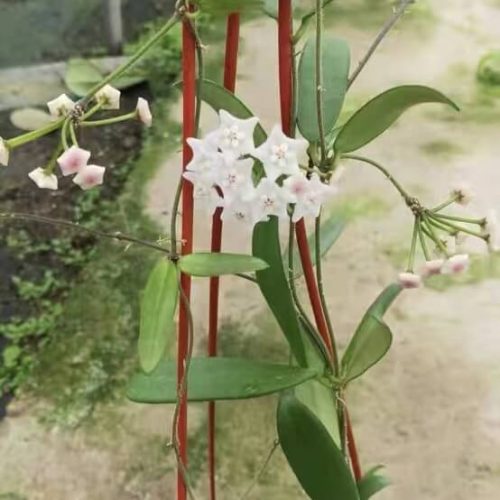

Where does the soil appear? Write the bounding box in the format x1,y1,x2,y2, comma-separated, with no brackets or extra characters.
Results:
2,1,500,499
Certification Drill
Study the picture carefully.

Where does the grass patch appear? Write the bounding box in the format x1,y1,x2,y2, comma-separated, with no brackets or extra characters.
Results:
23,102,180,428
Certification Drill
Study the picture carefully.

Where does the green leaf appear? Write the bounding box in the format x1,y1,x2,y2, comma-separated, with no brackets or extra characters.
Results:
127,357,319,403
283,212,346,278
253,217,308,367
358,466,391,500
10,108,54,131
196,79,267,146
341,284,401,382
334,85,459,154
139,259,178,374
65,58,145,96
178,252,268,277
65,58,103,97
297,36,350,143
278,392,360,500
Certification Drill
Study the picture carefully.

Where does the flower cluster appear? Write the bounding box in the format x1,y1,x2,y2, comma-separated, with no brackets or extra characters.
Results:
397,184,499,289
183,110,337,226
1,86,153,191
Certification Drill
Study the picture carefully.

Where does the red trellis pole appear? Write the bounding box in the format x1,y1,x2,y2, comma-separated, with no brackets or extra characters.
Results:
178,11,196,500
207,13,240,500
277,0,362,481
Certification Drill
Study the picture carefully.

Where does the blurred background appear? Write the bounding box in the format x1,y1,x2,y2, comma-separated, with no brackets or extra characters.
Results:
1,1,500,499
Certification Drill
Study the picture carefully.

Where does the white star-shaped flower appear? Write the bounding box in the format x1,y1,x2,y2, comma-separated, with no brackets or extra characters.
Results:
95,85,121,110
193,184,223,216
184,137,224,185
221,193,257,228
47,94,75,118
73,164,106,190
252,178,292,222
214,157,254,202
211,110,259,157
28,167,58,190
57,146,91,176
254,125,308,181
283,173,337,222
0,137,9,166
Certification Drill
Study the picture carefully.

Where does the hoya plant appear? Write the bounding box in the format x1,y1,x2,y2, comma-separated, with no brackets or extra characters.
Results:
0,0,498,499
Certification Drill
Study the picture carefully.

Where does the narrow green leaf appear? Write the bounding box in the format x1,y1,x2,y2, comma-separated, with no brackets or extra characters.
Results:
253,218,308,367
178,252,268,277
297,36,350,142
358,466,391,500
278,392,360,500
127,358,319,403
341,284,401,382
334,85,459,154
139,259,178,374
175,79,267,146
283,212,346,278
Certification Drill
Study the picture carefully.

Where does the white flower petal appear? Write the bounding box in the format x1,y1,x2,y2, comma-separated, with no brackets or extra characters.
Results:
0,137,9,166
136,97,153,127
73,164,106,190
451,182,474,206
47,94,75,118
442,254,470,274
28,167,58,190
57,146,91,176
398,272,422,289
95,85,121,110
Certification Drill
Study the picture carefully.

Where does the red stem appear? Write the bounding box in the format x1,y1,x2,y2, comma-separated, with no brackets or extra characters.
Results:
207,12,240,500
177,16,196,500
346,409,363,481
277,0,362,479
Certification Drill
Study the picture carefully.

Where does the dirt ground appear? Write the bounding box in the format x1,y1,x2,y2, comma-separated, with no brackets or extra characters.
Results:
2,1,500,498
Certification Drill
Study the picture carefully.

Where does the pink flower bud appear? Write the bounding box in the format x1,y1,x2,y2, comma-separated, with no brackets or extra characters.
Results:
0,137,9,166
73,164,106,190
136,98,152,127
95,85,121,110
57,146,91,176
28,167,58,190
442,254,470,274
47,94,75,118
398,272,422,289
422,259,445,277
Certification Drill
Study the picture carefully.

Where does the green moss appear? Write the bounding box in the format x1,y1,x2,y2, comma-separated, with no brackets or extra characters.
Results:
420,140,464,159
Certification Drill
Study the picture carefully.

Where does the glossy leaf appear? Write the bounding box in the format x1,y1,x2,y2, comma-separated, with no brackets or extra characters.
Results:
341,284,401,382
298,36,350,142
253,218,307,367
178,252,268,277
283,212,346,278
127,357,319,403
138,259,178,374
358,466,391,500
334,85,459,154
278,392,360,500
175,79,267,146
10,108,54,131
65,58,103,96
